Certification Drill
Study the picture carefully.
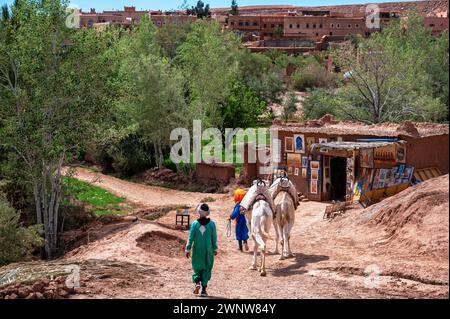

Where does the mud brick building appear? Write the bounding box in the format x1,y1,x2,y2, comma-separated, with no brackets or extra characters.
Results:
78,4,449,47
244,116,449,203
79,6,195,29
195,162,236,185
79,6,148,28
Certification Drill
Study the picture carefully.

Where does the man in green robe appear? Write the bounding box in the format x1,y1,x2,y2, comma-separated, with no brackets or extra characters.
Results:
185,203,218,297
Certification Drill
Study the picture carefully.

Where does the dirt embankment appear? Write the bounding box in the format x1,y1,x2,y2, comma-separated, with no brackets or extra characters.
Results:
332,174,449,260
1,171,448,299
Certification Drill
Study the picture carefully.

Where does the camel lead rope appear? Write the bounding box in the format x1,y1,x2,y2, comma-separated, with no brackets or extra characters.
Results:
226,219,232,240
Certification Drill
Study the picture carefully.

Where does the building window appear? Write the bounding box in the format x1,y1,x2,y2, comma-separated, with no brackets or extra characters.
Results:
329,32,333,35
313,24,316,28
337,24,340,28
239,22,243,26
271,24,275,28
289,24,293,28
245,21,249,26
316,33,319,36
253,22,258,26
263,24,267,28
231,22,234,26
297,24,300,28
306,23,309,28
319,24,323,28
348,24,351,28
330,23,334,28
355,24,359,28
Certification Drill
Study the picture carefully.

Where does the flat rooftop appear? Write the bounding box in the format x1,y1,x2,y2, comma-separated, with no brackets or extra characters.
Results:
271,116,449,138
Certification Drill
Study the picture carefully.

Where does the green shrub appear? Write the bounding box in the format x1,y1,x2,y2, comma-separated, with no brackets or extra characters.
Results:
302,88,344,120
92,134,154,177
163,158,177,172
291,62,335,91
60,203,96,231
178,161,196,176
0,194,43,266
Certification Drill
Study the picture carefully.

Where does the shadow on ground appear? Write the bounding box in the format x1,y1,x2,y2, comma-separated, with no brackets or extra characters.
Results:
271,253,330,277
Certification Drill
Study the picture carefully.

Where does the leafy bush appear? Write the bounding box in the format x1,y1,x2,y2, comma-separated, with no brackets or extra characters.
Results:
281,91,299,123
177,161,196,176
291,62,335,91
163,158,177,172
60,203,95,231
0,178,31,213
302,88,344,120
93,133,154,176
0,194,43,266
223,81,267,129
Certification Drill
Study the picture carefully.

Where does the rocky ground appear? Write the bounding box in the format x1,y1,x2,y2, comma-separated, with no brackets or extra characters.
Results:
1,169,448,299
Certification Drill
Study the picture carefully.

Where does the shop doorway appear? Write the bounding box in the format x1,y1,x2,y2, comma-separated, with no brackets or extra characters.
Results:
329,157,347,200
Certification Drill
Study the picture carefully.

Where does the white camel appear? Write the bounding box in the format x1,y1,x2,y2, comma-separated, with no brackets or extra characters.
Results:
240,179,275,276
270,176,299,260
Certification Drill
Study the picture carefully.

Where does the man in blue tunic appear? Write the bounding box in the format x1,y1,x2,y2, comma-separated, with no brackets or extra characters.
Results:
229,189,249,252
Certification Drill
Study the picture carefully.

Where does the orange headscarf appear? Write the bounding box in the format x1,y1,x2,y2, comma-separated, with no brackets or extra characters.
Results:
234,188,247,204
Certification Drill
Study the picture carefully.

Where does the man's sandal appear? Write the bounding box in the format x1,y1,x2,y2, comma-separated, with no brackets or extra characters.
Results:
193,283,201,295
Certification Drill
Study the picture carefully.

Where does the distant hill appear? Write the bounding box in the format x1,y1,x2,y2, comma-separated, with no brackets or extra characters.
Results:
211,0,448,17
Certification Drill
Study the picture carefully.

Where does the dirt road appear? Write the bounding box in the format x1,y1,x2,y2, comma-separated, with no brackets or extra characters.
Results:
59,170,449,299
68,167,225,208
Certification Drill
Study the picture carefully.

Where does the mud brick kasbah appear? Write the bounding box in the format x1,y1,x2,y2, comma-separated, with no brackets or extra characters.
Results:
78,1,449,52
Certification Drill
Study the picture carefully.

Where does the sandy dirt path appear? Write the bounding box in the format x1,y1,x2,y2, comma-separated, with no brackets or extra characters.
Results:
62,169,448,299
67,167,225,208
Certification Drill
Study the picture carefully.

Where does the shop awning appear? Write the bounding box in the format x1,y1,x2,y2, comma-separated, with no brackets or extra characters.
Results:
311,140,406,156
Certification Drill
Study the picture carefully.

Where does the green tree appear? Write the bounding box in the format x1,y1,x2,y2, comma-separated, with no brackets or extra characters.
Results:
115,16,188,168
281,91,298,123
176,20,241,129
230,0,238,16
273,25,283,45
0,194,43,265
118,55,188,168
291,60,335,91
155,20,193,59
237,51,284,104
222,81,267,128
1,4,10,22
187,1,211,19
0,0,112,258
302,88,344,120
333,12,448,123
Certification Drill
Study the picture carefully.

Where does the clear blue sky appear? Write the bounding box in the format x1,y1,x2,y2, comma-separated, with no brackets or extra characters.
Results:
1,0,419,12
